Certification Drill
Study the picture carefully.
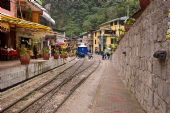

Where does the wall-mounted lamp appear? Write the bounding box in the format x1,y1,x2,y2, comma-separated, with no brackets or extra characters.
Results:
153,50,167,60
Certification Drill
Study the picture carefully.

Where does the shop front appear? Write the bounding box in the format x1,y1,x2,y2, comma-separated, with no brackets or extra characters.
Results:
0,13,52,61
0,22,18,60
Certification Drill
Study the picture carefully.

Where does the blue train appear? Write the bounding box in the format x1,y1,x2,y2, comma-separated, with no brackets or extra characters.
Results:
77,43,88,58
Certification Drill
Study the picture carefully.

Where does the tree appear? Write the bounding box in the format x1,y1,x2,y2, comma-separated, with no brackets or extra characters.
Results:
44,0,139,37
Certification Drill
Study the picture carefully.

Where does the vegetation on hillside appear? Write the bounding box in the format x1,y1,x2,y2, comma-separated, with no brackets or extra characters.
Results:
44,0,139,37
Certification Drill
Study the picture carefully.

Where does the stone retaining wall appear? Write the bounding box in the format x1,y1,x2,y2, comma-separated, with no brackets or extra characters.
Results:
0,58,74,91
113,0,170,113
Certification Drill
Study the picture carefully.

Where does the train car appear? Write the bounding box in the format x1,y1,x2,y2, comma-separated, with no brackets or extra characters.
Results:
77,43,88,58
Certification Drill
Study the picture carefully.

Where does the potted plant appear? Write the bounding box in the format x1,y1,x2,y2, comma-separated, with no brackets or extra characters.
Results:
54,49,60,59
124,18,135,31
19,47,30,64
42,47,50,60
60,50,68,59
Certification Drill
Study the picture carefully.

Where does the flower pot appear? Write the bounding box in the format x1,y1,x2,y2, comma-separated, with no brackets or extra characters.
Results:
60,54,64,59
64,55,68,58
20,55,30,65
54,54,59,59
139,0,150,10
124,24,131,32
60,54,67,59
43,53,50,60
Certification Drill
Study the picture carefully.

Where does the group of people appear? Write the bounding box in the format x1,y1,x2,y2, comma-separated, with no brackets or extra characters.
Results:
101,49,112,60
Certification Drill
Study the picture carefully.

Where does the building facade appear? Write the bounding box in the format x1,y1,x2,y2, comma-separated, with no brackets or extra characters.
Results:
92,16,127,53
0,0,55,60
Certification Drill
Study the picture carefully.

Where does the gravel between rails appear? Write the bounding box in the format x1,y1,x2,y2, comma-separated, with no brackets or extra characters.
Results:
1,58,78,112
23,60,100,113
2,59,85,113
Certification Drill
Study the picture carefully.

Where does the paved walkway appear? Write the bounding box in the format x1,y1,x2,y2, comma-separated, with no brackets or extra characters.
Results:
91,60,145,113
57,57,146,113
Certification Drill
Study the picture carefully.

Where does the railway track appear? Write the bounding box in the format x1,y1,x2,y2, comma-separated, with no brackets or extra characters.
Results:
1,58,79,112
2,58,100,113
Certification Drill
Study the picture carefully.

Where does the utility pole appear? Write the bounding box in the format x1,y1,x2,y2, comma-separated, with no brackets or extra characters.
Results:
127,0,130,17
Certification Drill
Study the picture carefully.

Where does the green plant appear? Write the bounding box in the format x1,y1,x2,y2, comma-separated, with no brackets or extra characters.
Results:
61,49,68,56
19,47,28,56
118,28,125,33
124,18,135,25
43,47,49,54
60,50,65,55
54,49,60,54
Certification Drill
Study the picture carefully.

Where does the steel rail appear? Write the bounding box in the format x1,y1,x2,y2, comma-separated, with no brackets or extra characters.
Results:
20,59,88,113
53,60,101,113
1,58,78,113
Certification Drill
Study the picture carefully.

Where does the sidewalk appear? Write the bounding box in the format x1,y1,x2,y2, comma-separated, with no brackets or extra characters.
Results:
56,57,146,113
91,60,145,113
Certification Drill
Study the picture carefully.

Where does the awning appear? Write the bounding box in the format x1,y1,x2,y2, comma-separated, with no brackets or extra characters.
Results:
0,13,52,32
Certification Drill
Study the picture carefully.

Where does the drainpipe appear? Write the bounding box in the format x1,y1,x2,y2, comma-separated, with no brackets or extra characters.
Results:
101,30,104,51
18,0,23,19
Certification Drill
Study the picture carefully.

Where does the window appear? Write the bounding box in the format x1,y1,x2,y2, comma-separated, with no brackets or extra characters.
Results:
105,30,113,34
0,0,10,11
110,22,113,26
119,20,124,25
95,32,97,37
111,38,113,44
95,39,96,44
112,30,116,34
114,21,117,25
111,38,117,44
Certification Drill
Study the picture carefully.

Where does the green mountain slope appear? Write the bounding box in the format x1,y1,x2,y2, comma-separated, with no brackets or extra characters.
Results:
44,0,139,37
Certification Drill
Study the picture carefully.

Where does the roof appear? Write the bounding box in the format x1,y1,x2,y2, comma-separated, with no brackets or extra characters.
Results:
78,32,88,37
99,16,128,27
29,0,55,25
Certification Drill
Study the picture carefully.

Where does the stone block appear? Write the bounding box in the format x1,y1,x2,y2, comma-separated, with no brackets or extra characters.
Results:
152,59,162,76
147,58,153,72
157,79,169,103
0,58,66,90
145,72,153,88
112,1,170,113
153,92,167,113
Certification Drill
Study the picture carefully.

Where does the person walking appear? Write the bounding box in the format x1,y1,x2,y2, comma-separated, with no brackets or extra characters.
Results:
101,51,105,60
33,45,38,59
110,50,113,60
106,52,110,60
